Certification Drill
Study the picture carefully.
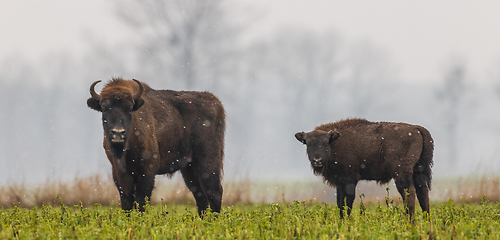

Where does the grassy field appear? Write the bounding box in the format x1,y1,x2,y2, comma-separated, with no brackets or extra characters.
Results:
1,174,500,239
1,197,500,239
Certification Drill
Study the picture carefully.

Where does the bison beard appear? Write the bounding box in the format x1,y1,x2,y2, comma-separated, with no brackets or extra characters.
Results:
296,118,434,220
110,142,127,173
88,78,225,216
110,143,125,159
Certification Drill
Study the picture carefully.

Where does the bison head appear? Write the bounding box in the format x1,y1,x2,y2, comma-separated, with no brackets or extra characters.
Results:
295,129,340,168
87,79,145,172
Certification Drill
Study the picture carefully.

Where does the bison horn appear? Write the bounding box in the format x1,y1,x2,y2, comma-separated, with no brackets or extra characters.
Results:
90,80,102,101
132,79,143,100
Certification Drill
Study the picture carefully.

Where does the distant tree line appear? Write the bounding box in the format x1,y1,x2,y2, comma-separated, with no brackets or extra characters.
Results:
0,0,498,184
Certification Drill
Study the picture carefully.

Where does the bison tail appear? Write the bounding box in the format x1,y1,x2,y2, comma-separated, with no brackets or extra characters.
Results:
414,127,434,190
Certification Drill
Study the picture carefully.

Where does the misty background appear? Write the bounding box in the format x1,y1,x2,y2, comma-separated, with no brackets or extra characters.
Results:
2,0,500,186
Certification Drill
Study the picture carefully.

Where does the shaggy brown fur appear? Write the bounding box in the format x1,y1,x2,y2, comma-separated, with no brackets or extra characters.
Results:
87,78,225,215
295,118,434,219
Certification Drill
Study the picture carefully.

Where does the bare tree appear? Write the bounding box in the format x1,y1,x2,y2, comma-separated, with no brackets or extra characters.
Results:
115,0,240,90
492,58,500,99
438,60,466,168
244,29,342,127
346,41,395,117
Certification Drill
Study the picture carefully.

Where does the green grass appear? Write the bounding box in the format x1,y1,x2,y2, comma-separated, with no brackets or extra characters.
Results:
1,198,500,239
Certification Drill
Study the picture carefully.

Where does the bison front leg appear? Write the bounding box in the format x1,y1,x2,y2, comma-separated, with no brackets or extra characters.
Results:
112,169,135,211
337,183,357,219
336,186,346,218
134,174,156,212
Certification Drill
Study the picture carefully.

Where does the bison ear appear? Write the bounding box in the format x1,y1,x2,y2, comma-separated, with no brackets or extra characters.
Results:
132,98,145,111
87,98,102,112
295,132,307,144
328,130,340,143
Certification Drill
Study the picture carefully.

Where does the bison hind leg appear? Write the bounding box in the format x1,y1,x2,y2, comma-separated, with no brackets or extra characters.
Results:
181,168,209,216
413,175,430,214
394,177,416,219
198,170,223,215
413,164,431,214
415,185,430,214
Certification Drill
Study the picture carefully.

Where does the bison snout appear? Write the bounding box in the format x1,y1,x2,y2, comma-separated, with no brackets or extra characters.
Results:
110,128,126,143
312,156,324,167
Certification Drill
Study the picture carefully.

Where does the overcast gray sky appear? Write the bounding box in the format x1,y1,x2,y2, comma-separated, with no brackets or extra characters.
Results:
2,0,500,83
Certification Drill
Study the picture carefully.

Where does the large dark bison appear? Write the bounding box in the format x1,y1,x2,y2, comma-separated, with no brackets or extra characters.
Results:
87,78,225,215
295,118,433,219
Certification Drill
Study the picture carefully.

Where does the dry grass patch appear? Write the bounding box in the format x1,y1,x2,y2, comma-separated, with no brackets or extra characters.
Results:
1,173,500,208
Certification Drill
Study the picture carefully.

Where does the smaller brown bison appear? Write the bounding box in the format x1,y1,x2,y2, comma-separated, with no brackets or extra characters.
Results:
87,78,225,216
295,118,433,219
